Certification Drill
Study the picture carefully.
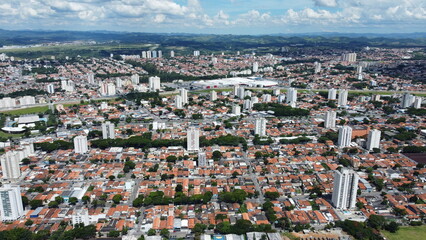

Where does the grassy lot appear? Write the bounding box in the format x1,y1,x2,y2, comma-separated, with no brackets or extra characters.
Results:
382,226,426,240
0,131,24,139
1,43,157,59
0,106,49,115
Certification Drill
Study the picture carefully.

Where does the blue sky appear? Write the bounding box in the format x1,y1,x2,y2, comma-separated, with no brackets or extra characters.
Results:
0,0,424,34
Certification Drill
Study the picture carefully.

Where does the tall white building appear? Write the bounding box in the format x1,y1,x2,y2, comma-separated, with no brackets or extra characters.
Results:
116,78,123,89
131,74,140,85
314,62,321,74
18,96,35,106
180,88,188,105
286,88,297,104
255,118,267,136
243,99,252,110
102,121,115,139
20,142,34,157
338,89,348,107
170,51,175,58
47,84,55,94
107,83,116,96
158,50,162,58
273,88,280,96
366,129,381,151
342,53,357,62
338,126,352,148
187,127,200,152
210,91,217,101
332,168,359,209
328,88,337,100
413,97,422,109
193,51,200,57
73,136,88,154
253,62,259,73
262,94,272,102
175,95,183,109
87,73,95,84
198,152,207,167
232,105,241,115
72,208,90,226
0,185,24,221
237,87,245,99
401,93,415,108
233,85,239,96
324,111,336,129
149,76,161,92
146,51,152,59
141,51,147,58
0,97,17,109
0,151,21,180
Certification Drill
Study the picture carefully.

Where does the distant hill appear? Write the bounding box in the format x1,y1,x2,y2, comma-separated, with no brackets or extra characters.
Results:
0,29,425,51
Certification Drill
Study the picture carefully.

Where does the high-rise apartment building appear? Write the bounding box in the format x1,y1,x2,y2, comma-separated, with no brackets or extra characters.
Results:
210,91,217,101
338,126,352,148
187,127,200,152
47,84,55,94
324,111,336,129
180,88,188,105
338,89,348,107
149,76,161,92
0,152,21,180
366,129,381,151
253,62,259,73
255,118,267,136
102,121,115,139
73,136,88,154
131,74,140,85
0,185,24,221
332,168,359,209
286,88,297,104
198,152,207,167
342,53,357,62
328,88,337,100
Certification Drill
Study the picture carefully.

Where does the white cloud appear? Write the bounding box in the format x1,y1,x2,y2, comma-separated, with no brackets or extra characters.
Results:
312,0,338,7
153,14,166,23
0,0,424,32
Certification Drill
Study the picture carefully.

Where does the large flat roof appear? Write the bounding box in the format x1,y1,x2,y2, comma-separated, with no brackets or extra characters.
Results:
193,77,278,88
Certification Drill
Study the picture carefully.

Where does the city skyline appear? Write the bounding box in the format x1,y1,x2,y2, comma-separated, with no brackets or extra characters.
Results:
0,0,424,34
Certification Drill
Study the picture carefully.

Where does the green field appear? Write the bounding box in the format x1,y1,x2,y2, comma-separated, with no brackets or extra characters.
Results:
382,226,426,240
1,43,157,59
0,131,24,139
0,106,49,115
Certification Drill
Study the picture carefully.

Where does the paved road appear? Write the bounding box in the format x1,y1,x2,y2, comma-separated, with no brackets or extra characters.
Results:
242,152,265,204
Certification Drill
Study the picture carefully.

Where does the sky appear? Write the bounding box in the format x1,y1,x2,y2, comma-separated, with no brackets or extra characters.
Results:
0,0,425,34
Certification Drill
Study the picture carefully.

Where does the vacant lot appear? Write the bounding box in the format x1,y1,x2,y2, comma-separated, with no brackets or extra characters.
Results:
382,226,426,240
1,106,49,115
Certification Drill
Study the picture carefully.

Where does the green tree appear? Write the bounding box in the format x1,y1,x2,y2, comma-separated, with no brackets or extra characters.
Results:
166,155,177,163
48,201,59,208
367,214,386,229
69,197,78,205
55,196,64,204
107,230,120,237
25,219,34,226
384,222,399,233
82,196,90,204
112,194,123,204
160,229,169,238
29,199,43,209
264,191,280,200
147,229,156,236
